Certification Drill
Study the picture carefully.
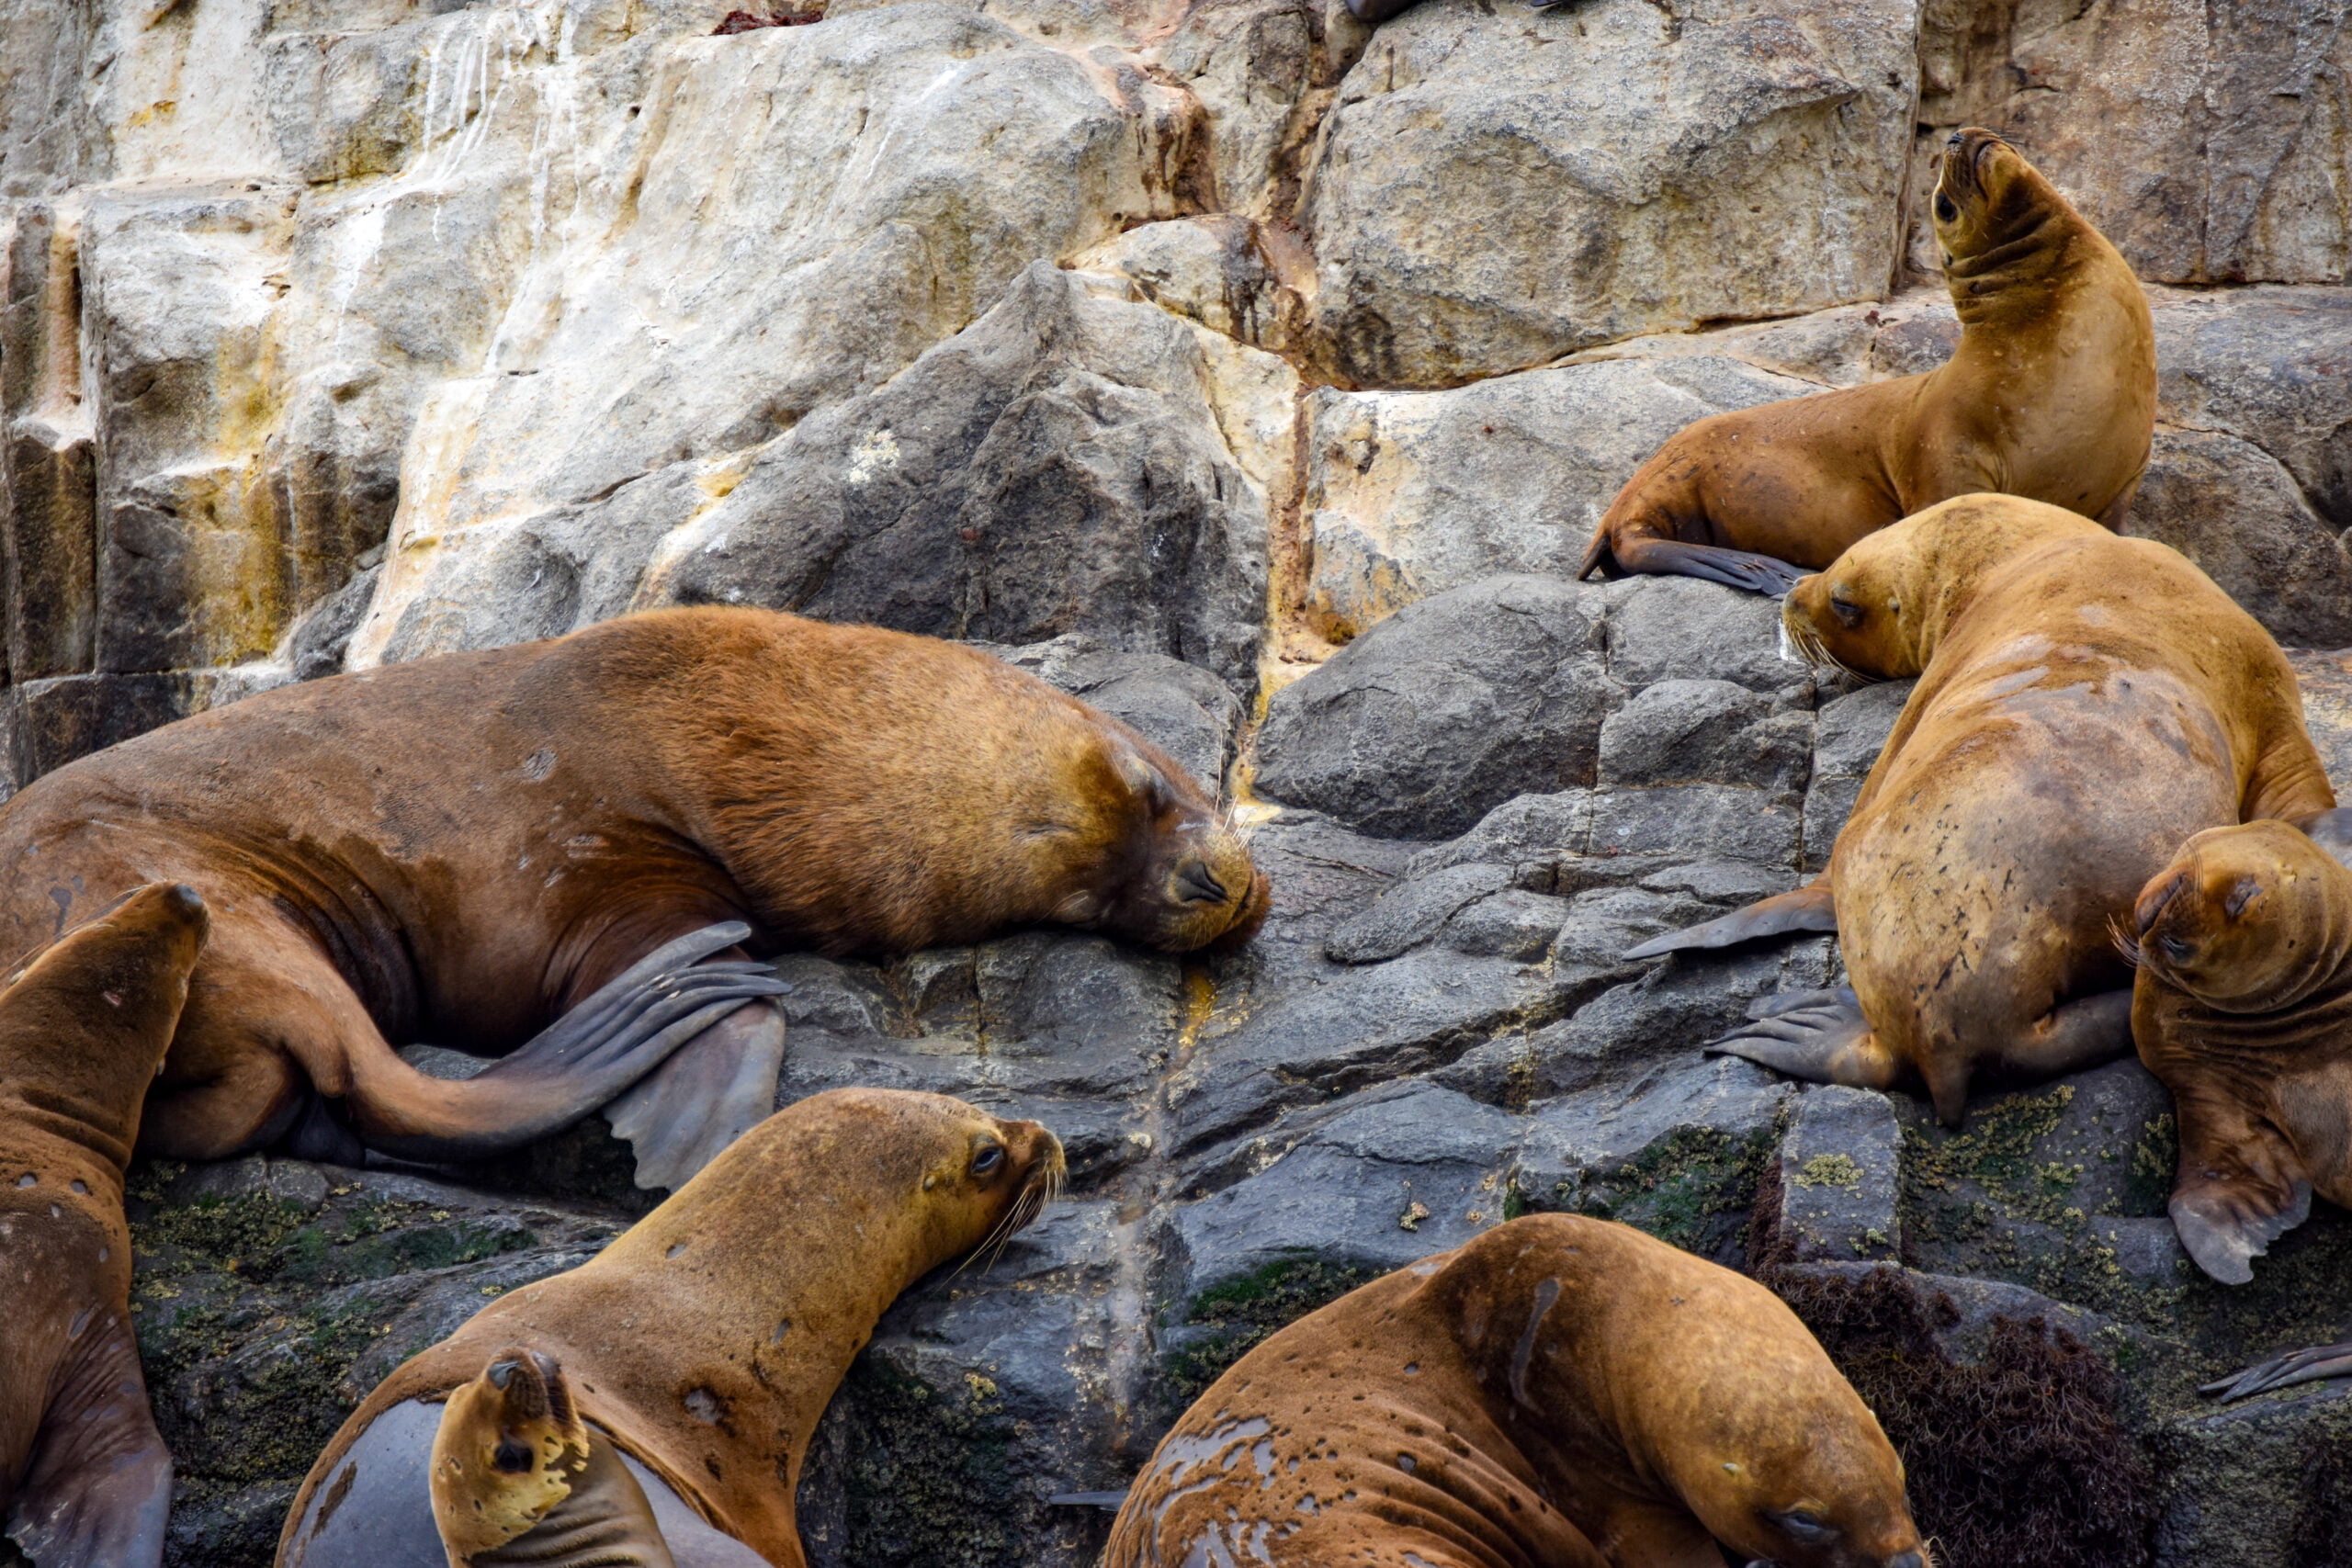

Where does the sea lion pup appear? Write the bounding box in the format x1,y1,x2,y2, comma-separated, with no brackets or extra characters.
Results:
278,1088,1066,1568
2125,824,2352,1309
0,605,1264,1189
1103,1214,1928,1568
1625,494,2338,1125
0,882,209,1568
1577,128,2154,594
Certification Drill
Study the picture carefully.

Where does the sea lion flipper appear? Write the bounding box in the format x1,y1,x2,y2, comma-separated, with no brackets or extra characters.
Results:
5,1314,172,1568
1623,881,1837,960
2170,1176,2312,1287
603,1000,788,1191
1606,537,1806,597
1704,994,1900,1091
2201,1339,2352,1402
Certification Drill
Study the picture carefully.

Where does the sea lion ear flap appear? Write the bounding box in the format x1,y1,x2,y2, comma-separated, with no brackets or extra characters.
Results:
2168,1111,2313,1284
1114,748,1172,811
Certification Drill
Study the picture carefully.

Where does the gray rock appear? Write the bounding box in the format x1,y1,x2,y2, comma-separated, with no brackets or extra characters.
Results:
1802,678,1912,869
1253,574,1618,839
1297,0,1922,385
2150,1379,2352,1568
1403,790,1597,893
1322,862,1510,964
2150,286,2352,532
1298,355,1813,637
1604,575,1815,697
1588,784,1804,868
634,263,1271,687
1532,936,1840,1099
1768,1085,1901,1265
1598,678,1812,793
2126,423,2352,649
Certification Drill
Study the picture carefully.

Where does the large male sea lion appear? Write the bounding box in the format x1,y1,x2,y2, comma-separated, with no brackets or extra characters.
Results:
0,606,1265,1190
277,1088,1066,1568
1577,129,2154,594
1628,495,2338,1124
1103,1213,1927,1568
0,883,209,1568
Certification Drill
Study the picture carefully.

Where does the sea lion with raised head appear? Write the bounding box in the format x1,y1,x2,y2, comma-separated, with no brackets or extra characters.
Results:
278,1088,1065,1568
0,606,1264,1190
1627,494,2338,1124
1577,129,2154,594
0,883,209,1568
1103,1213,1928,1568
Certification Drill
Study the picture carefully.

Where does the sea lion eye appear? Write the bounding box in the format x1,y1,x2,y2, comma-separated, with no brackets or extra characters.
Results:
1770,1507,1834,1542
1828,591,1864,628
2160,934,2194,963
2224,877,2264,919
971,1140,1005,1177
1934,191,1958,224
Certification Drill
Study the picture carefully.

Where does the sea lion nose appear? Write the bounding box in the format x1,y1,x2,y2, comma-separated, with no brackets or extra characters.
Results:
1175,861,1228,905
165,883,206,917
2136,871,2187,935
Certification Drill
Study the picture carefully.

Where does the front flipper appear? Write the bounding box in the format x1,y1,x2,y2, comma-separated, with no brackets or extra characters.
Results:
6,1313,172,1568
349,924,789,1163
603,999,787,1191
2168,1092,2313,1285
2202,1339,2352,1402
1704,987,1903,1091
1607,536,1806,596
1623,881,1837,960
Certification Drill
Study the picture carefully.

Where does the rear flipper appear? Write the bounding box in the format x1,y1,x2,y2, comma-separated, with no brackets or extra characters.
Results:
346,924,790,1164
2202,1339,2352,1402
432,1348,676,1568
6,1312,172,1568
1600,535,1806,596
1704,987,1903,1091
603,999,787,1191
1623,881,1837,960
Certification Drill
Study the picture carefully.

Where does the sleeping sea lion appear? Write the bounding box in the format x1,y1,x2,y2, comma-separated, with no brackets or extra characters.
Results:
1627,494,2337,1124
277,1088,1065,1568
0,606,1265,1190
1577,129,2154,594
2123,821,2352,1309
1,883,209,1568
1103,1213,1927,1568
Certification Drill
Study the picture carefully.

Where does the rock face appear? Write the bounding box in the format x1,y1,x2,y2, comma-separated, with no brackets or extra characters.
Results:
6,4,2352,1568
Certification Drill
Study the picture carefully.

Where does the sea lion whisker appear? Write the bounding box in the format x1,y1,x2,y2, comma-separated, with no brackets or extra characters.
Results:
2109,915,2143,968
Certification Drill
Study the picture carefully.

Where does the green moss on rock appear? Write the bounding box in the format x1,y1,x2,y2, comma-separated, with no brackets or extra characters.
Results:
839,1361,1016,1568
1553,1124,1777,1261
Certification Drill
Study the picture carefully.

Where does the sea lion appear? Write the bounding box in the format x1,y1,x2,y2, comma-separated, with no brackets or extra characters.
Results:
1627,494,2338,1124
2126,821,2352,1295
1577,129,2155,594
1,882,209,1568
0,606,1265,1190
277,1088,1066,1568
1103,1213,1927,1568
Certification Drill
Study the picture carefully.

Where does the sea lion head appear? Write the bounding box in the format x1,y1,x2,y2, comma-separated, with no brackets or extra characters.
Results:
1671,1348,1928,1568
429,1348,593,1565
1057,733,1271,954
816,1089,1069,1274
1783,494,2108,681
1930,127,2053,272
2131,820,2352,1015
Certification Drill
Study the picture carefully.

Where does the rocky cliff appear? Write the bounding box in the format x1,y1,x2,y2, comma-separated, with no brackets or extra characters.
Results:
3,1,2351,1565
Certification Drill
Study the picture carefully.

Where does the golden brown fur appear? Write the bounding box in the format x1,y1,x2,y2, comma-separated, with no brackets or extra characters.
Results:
1577,130,2154,594
1668,496,2335,1125
1104,1215,1925,1568
0,608,1264,1164
0,884,209,1568
280,1089,1065,1568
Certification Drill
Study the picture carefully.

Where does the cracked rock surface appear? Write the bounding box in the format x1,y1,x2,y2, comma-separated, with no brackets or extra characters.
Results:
4,1,2352,1565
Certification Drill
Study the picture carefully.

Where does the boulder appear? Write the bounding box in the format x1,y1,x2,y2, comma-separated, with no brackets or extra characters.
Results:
1253,574,1617,839
2126,424,2352,649
1298,0,1923,385
622,264,1278,687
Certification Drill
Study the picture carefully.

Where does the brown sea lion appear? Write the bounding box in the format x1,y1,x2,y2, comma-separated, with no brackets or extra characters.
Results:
277,1088,1066,1568
0,606,1265,1190
2119,819,2352,1408
1627,494,2337,1124
1103,1213,1927,1568
1577,129,2155,594
1,882,209,1568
